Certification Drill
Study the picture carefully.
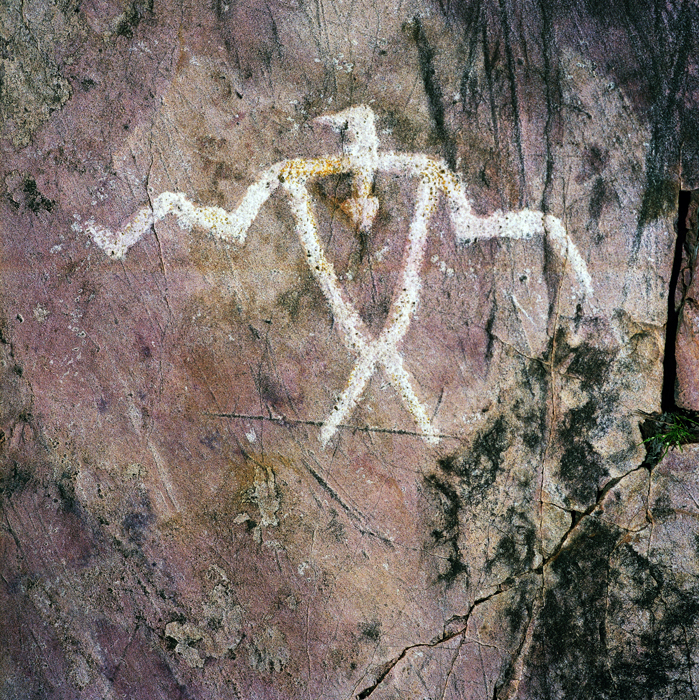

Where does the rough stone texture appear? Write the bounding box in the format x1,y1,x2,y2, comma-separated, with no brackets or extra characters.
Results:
675,191,699,410
1,1,699,698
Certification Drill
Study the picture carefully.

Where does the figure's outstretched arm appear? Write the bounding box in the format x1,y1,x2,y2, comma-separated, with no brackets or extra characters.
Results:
448,207,593,299
428,162,593,299
540,214,594,299
86,165,283,259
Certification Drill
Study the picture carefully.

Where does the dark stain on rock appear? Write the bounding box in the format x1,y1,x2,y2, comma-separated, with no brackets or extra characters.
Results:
136,334,152,361
0,461,32,497
254,371,284,408
424,473,469,586
358,620,381,642
122,497,153,545
57,469,79,514
325,509,346,543
578,145,609,182
276,287,305,321
560,441,606,505
515,364,549,452
557,400,609,506
198,134,228,156
606,542,699,698
438,415,507,502
484,302,497,365
22,176,54,214
361,292,391,330
525,517,619,699
200,430,221,451
409,16,457,170
639,176,679,228
493,580,539,696
520,391,550,450
502,583,535,638
381,110,424,152
650,492,675,522
485,506,536,576
276,273,326,322
566,345,615,390
213,161,233,181
588,176,614,223
114,0,153,39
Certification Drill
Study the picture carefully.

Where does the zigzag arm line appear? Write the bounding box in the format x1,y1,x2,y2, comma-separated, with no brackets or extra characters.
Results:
86,164,285,259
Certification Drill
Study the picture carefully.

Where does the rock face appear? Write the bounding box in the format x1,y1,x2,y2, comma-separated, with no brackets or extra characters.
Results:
675,191,699,410
1,1,698,698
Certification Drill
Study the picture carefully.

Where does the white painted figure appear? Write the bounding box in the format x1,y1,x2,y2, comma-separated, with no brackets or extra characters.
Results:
84,105,593,446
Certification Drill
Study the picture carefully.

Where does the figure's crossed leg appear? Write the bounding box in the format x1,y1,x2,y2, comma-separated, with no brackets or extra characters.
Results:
284,176,440,446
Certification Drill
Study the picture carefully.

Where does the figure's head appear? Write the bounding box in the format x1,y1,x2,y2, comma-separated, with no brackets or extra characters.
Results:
314,105,380,231
314,104,379,159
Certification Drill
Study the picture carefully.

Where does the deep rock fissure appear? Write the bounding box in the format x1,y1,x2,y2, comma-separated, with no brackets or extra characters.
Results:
637,189,699,464
661,189,691,412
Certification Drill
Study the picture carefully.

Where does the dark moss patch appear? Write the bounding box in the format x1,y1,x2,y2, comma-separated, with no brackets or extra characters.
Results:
424,474,469,587
525,517,620,699
551,326,573,366
358,620,381,642
512,381,548,453
502,584,534,638
650,492,675,521
556,400,609,506
122,496,153,545
639,176,679,228
492,580,539,696
522,430,541,450
607,544,699,699
485,506,536,575
527,356,549,385
560,441,607,505
0,461,32,497
611,543,663,609
553,332,616,390
566,346,615,389
524,510,699,699
438,416,507,502
23,176,54,214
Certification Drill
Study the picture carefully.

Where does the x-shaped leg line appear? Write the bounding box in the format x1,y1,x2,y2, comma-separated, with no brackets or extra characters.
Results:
283,175,440,446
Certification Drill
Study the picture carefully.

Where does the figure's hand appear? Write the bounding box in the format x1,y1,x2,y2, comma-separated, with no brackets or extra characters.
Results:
86,207,155,259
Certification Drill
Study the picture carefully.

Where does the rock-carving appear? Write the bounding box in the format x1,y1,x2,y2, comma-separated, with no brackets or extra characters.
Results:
84,105,593,446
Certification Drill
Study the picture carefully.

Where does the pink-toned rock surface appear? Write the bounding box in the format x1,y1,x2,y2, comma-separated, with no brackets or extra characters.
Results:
1,1,699,698
675,192,699,410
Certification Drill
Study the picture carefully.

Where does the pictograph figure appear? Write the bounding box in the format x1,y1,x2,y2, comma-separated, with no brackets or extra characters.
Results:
84,105,593,446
